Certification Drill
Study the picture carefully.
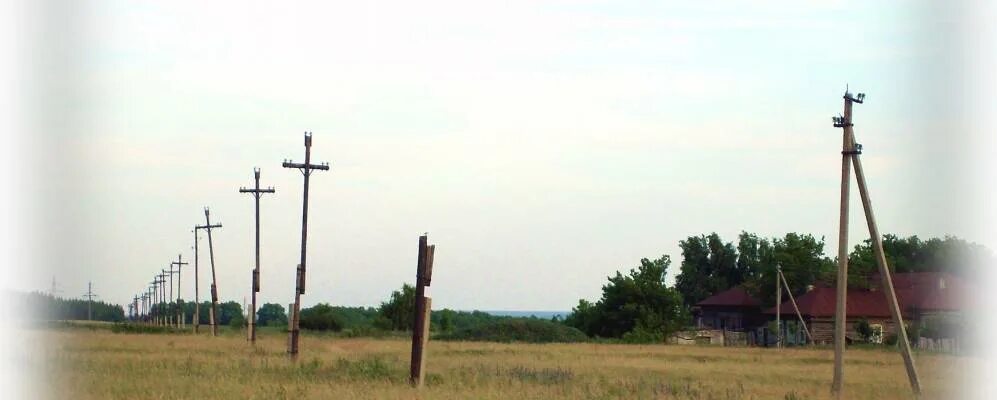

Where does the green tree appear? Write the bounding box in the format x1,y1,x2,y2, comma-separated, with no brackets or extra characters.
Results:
674,233,739,306
565,255,688,341
217,301,243,325
848,234,994,285
377,283,416,331
256,303,287,327
744,233,834,305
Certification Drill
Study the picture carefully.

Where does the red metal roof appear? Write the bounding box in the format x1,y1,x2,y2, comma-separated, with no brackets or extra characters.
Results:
765,272,970,317
696,286,761,307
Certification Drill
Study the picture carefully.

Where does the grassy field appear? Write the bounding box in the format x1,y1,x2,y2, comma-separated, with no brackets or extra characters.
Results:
43,324,966,399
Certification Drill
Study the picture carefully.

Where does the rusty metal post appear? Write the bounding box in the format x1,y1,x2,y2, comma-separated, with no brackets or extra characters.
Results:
240,168,275,345
282,132,330,358
850,141,922,395
831,91,855,398
411,234,436,387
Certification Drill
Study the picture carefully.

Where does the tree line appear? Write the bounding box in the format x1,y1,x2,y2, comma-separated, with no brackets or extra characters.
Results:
562,233,992,342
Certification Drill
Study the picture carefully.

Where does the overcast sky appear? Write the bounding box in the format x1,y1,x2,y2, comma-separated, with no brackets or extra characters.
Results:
4,1,989,311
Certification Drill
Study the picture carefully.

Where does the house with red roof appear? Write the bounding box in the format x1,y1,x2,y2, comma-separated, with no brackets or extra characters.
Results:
693,286,765,331
765,272,968,345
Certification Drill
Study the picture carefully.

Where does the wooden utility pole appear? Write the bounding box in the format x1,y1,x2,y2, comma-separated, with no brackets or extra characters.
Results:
132,295,140,322
831,90,855,397
776,264,781,349
171,254,189,329
778,268,813,344
410,234,436,387
164,267,175,326
239,168,275,344
192,228,201,332
830,89,921,397
198,209,223,336
83,281,98,321
158,272,168,326
282,132,330,358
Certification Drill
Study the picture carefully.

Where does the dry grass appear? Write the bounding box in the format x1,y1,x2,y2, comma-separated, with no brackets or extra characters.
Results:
42,327,967,399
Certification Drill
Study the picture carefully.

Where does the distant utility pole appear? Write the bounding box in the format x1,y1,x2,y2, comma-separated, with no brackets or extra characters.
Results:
410,234,436,388
163,268,174,326
157,273,167,326
192,228,201,332
151,278,160,325
83,281,98,321
777,268,812,344
132,295,140,321
830,89,920,397
282,132,330,358
171,254,189,329
50,276,62,297
239,168,275,344
776,264,782,349
200,208,223,336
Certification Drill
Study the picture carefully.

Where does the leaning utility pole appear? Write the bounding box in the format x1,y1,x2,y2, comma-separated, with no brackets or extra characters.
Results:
410,234,436,388
171,254,189,329
83,281,98,321
200,208,223,337
239,168,275,344
778,268,813,344
282,132,330,358
830,89,921,397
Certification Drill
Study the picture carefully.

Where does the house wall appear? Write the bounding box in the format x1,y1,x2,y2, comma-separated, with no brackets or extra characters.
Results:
808,317,898,345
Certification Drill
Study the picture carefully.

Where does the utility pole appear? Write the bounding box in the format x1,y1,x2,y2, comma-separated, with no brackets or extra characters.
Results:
778,268,813,344
239,168,275,344
50,276,62,298
830,89,921,397
83,281,98,321
282,132,330,358
193,228,200,332
171,254,189,329
163,268,174,326
132,295,140,322
410,234,436,388
831,89,856,397
158,273,167,326
151,279,159,325
776,264,781,349
201,208,223,336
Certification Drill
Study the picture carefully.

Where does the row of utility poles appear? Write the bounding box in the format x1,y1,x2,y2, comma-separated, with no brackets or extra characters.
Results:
125,132,328,356
119,132,440,388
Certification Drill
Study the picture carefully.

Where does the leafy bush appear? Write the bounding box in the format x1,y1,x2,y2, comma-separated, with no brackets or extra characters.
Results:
438,318,588,343
299,303,344,331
